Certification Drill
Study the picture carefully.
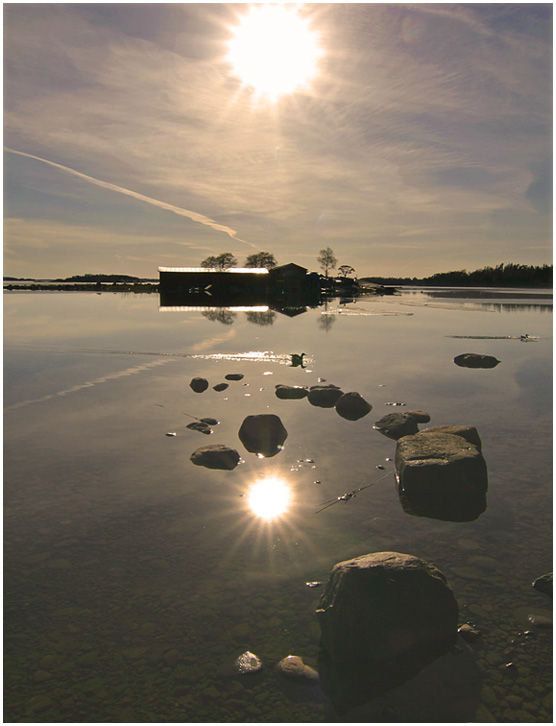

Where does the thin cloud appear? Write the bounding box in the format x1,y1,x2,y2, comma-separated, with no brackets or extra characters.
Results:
4,147,259,249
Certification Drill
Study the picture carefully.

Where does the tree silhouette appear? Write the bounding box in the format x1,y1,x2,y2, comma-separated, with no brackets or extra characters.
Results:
245,252,277,269
338,265,356,277
200,253,237,270
317,247,337,277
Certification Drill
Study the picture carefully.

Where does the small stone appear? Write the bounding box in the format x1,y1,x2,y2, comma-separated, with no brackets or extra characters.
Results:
275,384,308,400
374,412,419,439
307,384,344,408
454,353,500,369
276,655,318,682
335,392,372,421
190,377,209,393
200,417,219,425
458,623,482,642
527,614,553,629
166,432,177,437
233,651,262,674
186,421,212,435
213,383,229,392
225,373,244,381
305,581,323,588
190,444,240,470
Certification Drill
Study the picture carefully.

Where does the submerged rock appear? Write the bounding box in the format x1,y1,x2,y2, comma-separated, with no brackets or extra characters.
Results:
406,410,431,423
186,421,212,435
316,552,458,713
335,392,372,421
454,353,500,369
190,444,240,470
308,384,344,408
238,414,288,457
458,623,482,642
374,413,419,440
190,377,209,393
276,655,318,682
532,572,553,597
395,432,487,521
233,651,263,675
275,384,308,400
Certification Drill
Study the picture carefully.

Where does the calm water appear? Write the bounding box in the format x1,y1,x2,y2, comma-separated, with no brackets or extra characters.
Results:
4,288,553,723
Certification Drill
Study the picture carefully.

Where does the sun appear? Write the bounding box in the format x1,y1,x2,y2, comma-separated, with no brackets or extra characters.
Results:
227,4,322,102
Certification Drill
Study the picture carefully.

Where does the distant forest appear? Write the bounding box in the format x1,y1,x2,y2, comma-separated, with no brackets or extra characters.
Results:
361,263,552,288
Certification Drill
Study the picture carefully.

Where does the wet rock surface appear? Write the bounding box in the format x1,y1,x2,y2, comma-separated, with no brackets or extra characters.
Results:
406,410,431,423
276,655,319,683
189,377,209,393
395,432,488,520
334,392,372,420
307,384,344,408
186,421,212,434
275,384,308,400
233,651,263,675
374,412,419,439
316,551,458,712
532,572,552,597
454,353,500,369
190,444,240,470
238,414,288,457
419,424,482,450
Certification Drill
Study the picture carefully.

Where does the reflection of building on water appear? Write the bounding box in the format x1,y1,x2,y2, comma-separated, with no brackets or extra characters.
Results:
159,262,323,315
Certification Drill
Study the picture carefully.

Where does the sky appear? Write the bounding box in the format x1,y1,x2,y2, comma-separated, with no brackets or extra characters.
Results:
3,2,553,279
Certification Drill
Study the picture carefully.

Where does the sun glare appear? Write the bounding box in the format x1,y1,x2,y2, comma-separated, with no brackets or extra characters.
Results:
247,477,292,520
227,4,321,101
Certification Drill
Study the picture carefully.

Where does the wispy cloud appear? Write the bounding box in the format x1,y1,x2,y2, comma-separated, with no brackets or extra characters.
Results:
4,147,259,249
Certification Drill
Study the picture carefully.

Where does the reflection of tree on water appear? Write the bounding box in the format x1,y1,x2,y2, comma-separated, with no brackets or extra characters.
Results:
245,310,276,326
201,308,237,325
318,313,336,332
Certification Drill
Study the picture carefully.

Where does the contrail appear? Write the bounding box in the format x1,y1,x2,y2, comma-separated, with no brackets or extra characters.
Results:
4,147,258,249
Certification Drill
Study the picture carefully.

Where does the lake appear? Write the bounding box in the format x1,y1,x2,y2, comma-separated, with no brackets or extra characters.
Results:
4,287,553,723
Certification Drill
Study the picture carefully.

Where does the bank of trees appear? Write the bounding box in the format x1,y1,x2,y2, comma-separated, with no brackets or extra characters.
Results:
361,264,553,288
200,252,277,269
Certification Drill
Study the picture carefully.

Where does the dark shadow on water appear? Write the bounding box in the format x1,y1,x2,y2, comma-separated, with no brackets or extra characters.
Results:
397,485,487,522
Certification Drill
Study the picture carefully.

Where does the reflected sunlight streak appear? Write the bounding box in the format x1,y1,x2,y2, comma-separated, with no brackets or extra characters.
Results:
247,476,291,520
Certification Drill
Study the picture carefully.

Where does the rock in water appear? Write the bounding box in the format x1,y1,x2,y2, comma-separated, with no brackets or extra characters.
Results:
190,444,240,470
374,413,419,440
334,392,372,421
532,572,553,597
454,353,500,369
275,384,308,400
276,655,318,682
190,377,209,393
419,425,482,450
395,432,488,509
233,651,263,674
307,384,344,408
316,552,458,713
238,414,288,457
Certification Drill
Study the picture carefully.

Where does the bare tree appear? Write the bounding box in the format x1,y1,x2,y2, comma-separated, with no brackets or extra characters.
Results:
317,247,337,278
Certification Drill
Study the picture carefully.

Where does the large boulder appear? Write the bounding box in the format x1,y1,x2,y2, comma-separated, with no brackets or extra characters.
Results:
308,384,344,408
190,444,240,470
335,392,372,421
238,414,288,457
419,425,482,450
395,432,487,500
454,353,500,369
316,552,458,713
374,412,419,440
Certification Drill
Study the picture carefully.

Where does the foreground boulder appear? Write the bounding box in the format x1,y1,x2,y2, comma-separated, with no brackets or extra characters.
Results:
190,444,240,470
395,432,487,521
316,552,458,713
275,384,308,400
238,414,288,457
374,412,419,440
419,425,482,450
335,392,372,421
308,384,344,408
454,353,500,369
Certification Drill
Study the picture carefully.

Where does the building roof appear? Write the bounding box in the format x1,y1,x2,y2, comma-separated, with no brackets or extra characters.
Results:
158,266,269,274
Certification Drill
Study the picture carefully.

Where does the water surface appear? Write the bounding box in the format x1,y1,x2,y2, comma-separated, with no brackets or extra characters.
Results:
4,288,552,722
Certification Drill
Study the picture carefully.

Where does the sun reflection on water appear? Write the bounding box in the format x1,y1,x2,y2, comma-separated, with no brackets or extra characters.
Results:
247,476,291,520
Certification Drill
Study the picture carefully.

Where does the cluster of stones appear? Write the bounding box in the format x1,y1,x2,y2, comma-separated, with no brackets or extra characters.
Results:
274,383,372,421
189,373,244,394
232,651,318,683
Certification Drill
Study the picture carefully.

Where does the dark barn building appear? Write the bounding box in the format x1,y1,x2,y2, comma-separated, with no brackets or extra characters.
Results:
159,263,320,308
